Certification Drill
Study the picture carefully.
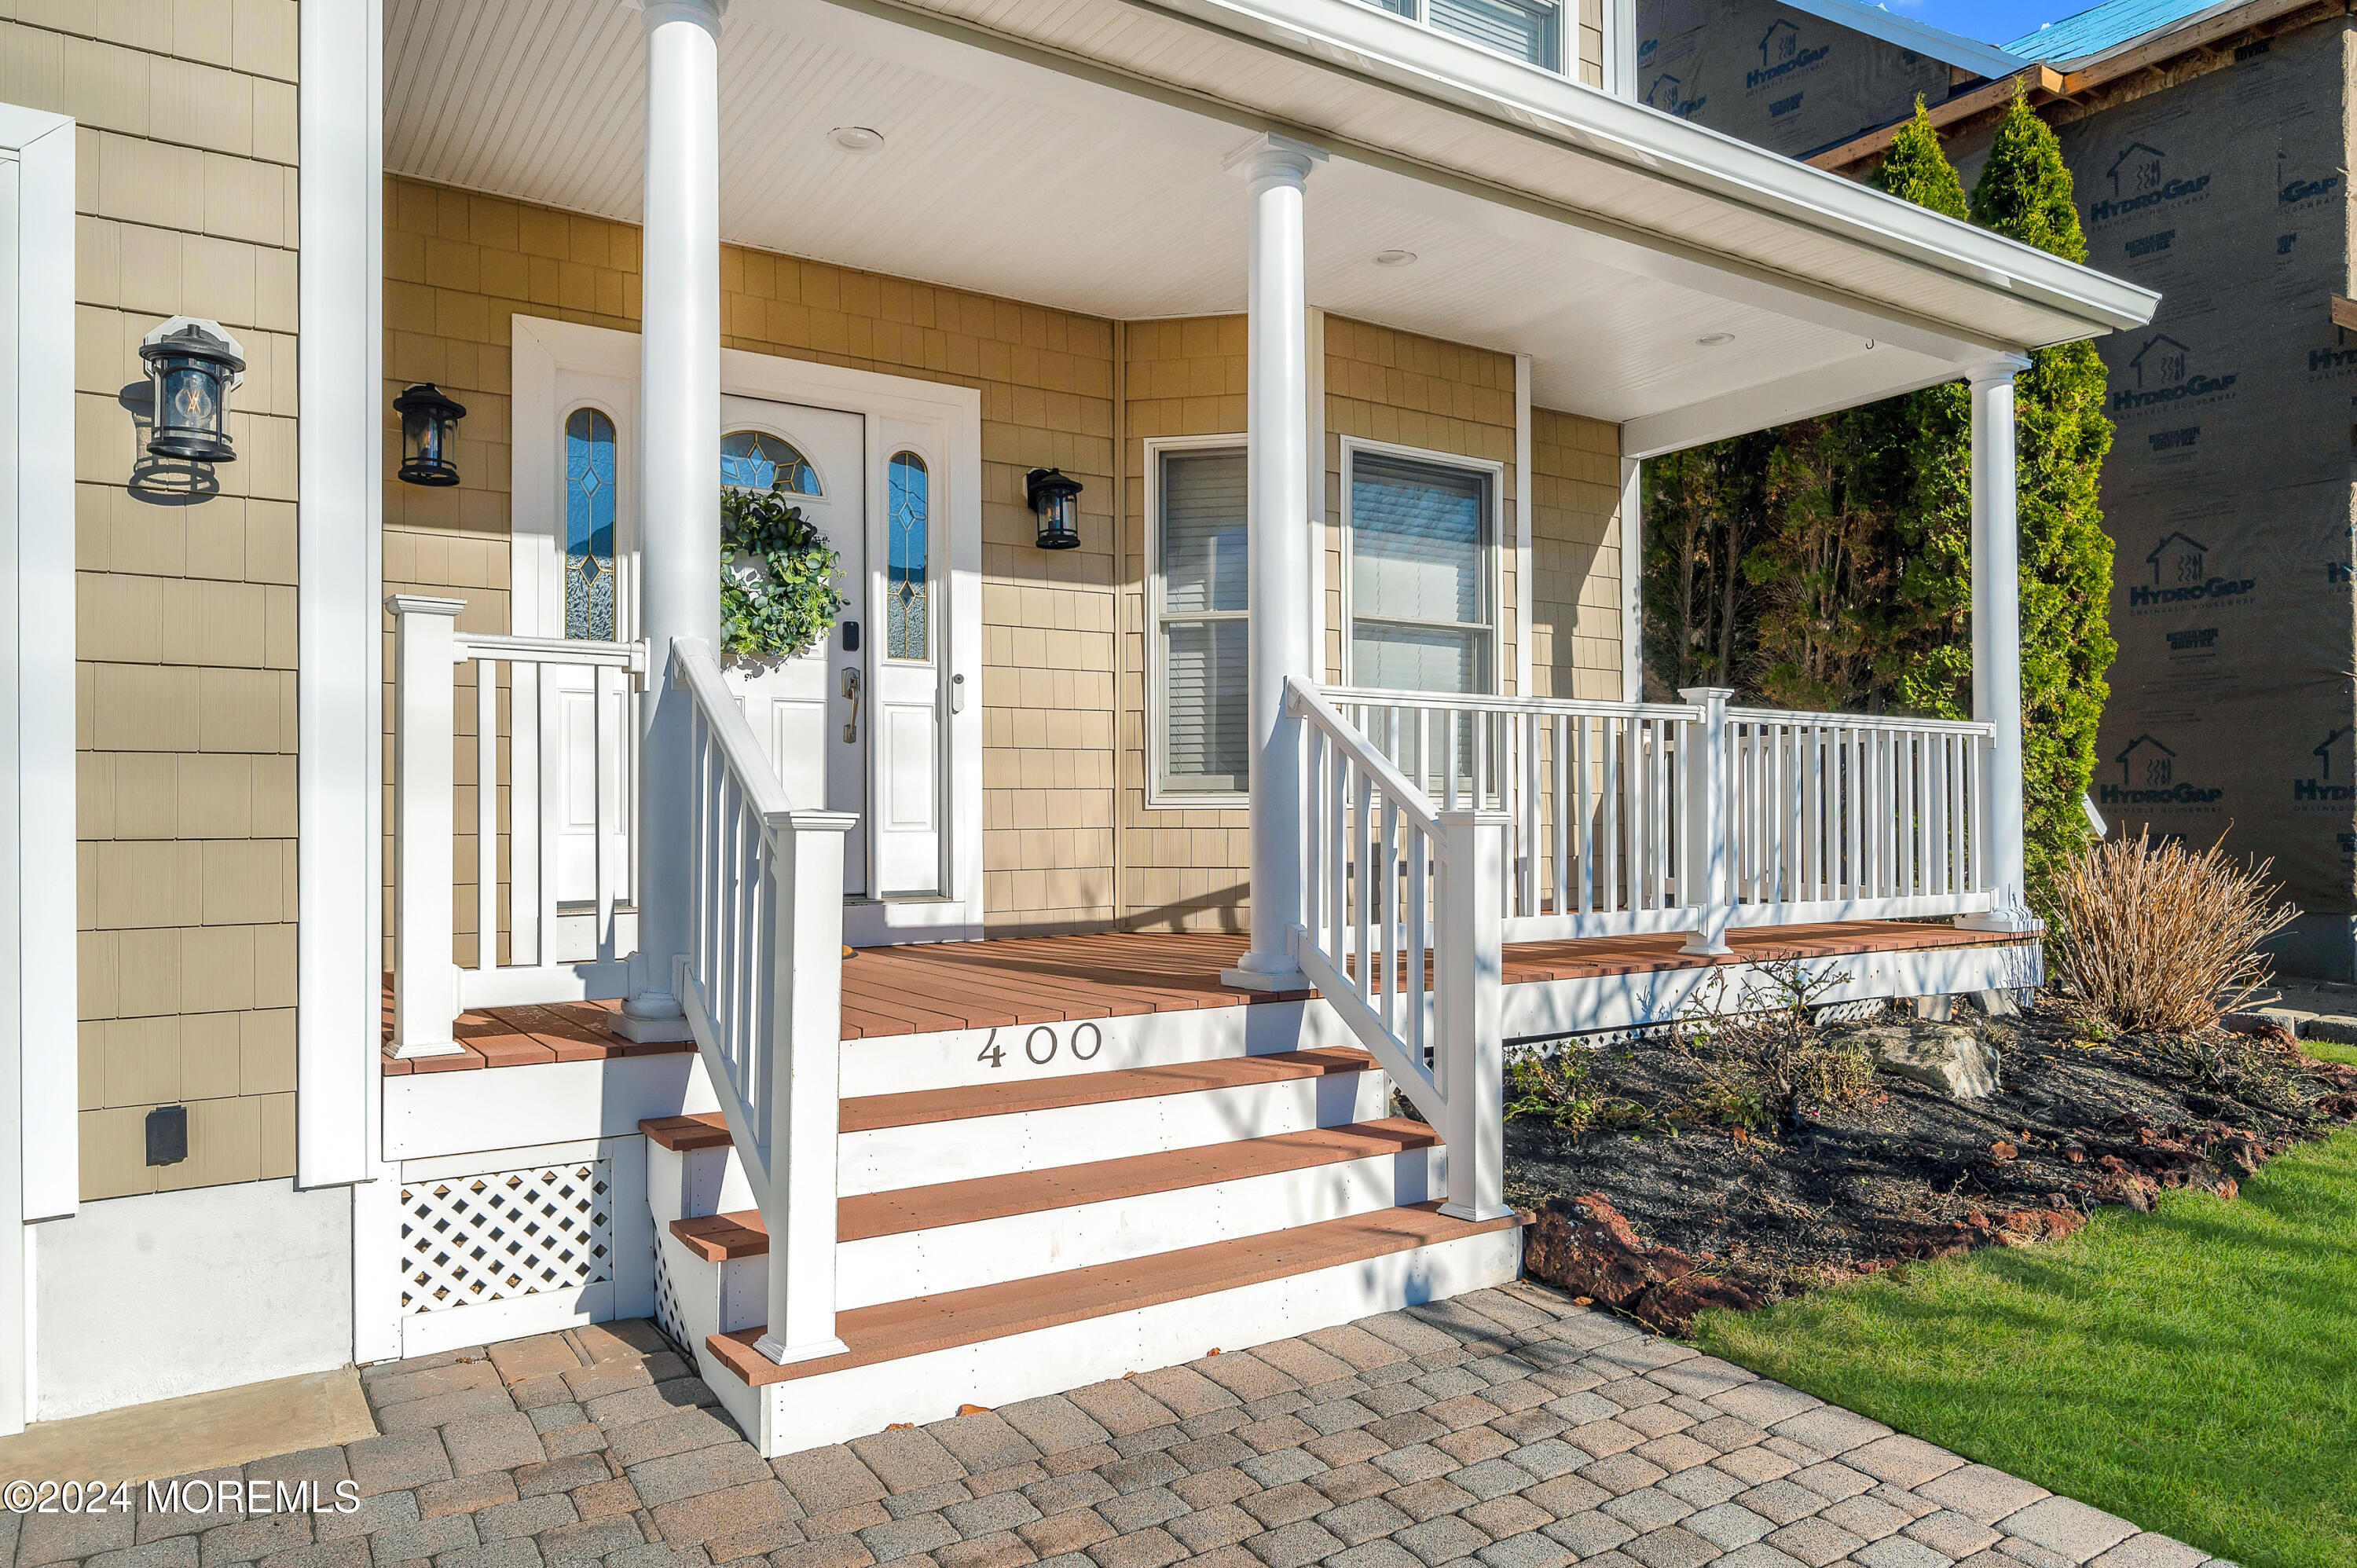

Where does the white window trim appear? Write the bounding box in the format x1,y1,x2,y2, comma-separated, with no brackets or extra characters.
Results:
0,99,76,1435
1145,433,1252,811
1337,436,1506,697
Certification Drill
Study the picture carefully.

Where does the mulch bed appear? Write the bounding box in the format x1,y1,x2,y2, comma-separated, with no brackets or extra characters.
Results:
1506,998,2357,1335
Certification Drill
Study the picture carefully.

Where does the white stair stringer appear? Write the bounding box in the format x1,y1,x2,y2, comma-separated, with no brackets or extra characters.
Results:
696,1219,1523,1456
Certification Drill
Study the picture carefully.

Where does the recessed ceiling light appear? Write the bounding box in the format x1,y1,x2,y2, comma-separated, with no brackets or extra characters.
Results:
1373,249,1418,267
829,126,885,153
1695,332,1736,346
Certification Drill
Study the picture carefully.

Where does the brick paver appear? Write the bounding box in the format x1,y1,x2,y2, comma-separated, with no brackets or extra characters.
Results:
76,1287,2235,1568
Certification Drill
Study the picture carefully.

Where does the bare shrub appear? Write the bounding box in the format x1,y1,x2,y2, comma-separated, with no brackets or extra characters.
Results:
2047,828,2299,1036
1677,958,1874,1134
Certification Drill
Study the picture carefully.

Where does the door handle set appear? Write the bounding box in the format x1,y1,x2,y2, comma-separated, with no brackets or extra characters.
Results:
841,666,863,743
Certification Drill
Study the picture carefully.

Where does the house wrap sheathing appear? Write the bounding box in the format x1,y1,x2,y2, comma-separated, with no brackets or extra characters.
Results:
1637,0,2357,977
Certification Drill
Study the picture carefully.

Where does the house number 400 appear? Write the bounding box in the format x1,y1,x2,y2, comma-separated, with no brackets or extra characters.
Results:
976,1023,1102,1069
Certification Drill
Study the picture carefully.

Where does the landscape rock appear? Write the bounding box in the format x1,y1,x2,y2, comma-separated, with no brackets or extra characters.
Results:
2304,1013,2357,1045
1834,1020,2003,1100
1520,1193,1760,1335
2221,1013,2298,1046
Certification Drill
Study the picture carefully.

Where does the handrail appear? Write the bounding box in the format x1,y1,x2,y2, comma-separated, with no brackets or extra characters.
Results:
1330,682,1699,724
674,636,855,1369
675,639,797,821
1723,703,1995,738
1286,677,1446,842
455,629,648,672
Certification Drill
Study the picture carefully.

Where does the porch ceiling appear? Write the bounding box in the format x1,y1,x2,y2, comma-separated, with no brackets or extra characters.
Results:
384,0,2155,443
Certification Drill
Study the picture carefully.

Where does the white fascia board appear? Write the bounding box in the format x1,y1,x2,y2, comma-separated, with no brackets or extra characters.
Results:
298,0,384,1189
3,104,79,1229
1619,345,1963,457
1763,0,2028,80
1131,0,2159,337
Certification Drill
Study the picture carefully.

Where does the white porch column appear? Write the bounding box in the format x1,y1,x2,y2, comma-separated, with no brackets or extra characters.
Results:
619,0,726,1039
1962,356,2036,932
1222,134,1325,992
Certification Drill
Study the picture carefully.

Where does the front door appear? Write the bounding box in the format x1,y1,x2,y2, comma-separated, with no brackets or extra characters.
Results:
719,397,869,896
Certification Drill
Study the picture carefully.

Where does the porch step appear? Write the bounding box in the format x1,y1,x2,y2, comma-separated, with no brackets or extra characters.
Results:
841,1046,1375,1130
641,1113,732,1151
670,1119,1439,1261
702,1200,1525,1393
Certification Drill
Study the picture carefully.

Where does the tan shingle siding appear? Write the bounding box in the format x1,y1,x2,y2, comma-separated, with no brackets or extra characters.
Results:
20,0,304,1200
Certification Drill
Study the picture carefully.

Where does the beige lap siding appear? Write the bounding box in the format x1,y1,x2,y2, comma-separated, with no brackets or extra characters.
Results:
1530,408,1626,702
0,2,303,1199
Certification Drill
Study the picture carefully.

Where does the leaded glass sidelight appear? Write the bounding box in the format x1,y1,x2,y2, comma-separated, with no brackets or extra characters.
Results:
886,452,930,661
720,429,821,495
564,408,618,641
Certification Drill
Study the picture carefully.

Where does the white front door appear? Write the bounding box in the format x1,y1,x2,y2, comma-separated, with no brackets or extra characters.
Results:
718,397,870,895
515,319,980,942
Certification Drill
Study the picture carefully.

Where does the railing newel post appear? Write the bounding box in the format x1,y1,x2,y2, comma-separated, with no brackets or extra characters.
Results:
390,595,469,1057
1436,806,1512,1222
1677,687,1733,956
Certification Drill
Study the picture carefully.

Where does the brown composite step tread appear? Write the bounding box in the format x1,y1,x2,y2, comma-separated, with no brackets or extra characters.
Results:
706,1200,1527,1387
665,1118,1442,1259
839,1046,1378,1133
641,1112,732,1152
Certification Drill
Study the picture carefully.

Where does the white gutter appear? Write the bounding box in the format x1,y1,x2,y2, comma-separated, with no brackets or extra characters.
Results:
1139,0,2160,339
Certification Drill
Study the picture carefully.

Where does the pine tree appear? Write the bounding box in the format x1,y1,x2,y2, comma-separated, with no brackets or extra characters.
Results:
1970,93,2117,899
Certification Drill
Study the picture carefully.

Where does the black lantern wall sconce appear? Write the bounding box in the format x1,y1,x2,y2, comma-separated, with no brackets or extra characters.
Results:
138,317,245,464
394,383,468,486
1026,467,1083,551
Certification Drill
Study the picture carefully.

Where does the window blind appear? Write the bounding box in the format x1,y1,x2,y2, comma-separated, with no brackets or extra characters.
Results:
1349,449,1494,697
1159,449,1250,794
1430,0,1560,65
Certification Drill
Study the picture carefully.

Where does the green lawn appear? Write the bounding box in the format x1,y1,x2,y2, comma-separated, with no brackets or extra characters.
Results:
2302,1038,2357,1067
1692,1129,2357,1567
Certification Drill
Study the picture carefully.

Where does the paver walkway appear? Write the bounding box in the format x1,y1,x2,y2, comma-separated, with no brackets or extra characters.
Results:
12,1284,2227,1568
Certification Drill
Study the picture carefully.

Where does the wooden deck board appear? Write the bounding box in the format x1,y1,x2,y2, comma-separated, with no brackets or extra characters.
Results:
387,920,2029,1074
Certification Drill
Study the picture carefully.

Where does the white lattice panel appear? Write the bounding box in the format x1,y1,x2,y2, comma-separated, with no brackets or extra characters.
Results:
652,1234,687,1349
402,1161,614,1314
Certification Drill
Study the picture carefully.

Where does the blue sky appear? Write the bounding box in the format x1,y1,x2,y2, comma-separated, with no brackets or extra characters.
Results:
1882,0,2088,46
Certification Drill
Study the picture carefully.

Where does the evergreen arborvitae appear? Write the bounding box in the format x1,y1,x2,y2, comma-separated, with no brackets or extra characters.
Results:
1869,100,1974,719
1873,98,1970,219
1970,93,2117,899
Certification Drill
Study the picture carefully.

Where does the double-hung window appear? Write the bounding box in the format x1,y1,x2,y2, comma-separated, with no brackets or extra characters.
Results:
1345,445,1498,698
1363,0,1563,71
1152,444,1251,800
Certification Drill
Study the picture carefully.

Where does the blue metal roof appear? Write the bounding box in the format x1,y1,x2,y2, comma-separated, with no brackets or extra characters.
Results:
2003,0,2223,64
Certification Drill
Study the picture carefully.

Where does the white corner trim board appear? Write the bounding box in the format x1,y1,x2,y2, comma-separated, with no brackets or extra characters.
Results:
0,98,77,1439
1,104,75,1228
298,0,384,1192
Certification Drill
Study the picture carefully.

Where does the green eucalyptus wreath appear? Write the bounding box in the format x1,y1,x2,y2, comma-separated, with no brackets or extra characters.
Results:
720,479,846,661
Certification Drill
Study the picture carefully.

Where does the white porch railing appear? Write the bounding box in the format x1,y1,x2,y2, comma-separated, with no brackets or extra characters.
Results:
1316,681,1996,943
1288,674,1997,1223
673,636,855,1367
1288,678,1512,1222
387,595,646,1058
